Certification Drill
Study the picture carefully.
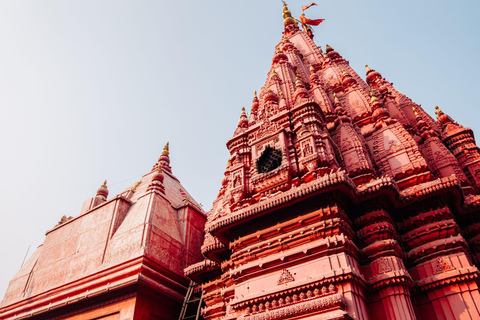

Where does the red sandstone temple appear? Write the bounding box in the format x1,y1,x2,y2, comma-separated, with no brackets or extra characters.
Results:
3,3,480,320
0,144,207,319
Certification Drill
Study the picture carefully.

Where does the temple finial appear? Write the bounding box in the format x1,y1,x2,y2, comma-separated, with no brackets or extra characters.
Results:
365,64,371,72
282,1,295,25
435,105,443,119
162,142,169,156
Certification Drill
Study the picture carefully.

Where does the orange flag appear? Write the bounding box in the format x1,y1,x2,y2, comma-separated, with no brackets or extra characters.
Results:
300,15,324,26
302,3,317,11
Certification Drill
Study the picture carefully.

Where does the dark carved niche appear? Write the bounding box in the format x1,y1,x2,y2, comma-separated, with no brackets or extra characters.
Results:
257,147,282,173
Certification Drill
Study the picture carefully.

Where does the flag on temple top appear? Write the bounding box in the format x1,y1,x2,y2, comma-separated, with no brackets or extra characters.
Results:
302,3,317,11
300,14,324,26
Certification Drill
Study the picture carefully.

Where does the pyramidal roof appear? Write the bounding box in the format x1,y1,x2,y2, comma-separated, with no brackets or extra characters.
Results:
0,143,206,318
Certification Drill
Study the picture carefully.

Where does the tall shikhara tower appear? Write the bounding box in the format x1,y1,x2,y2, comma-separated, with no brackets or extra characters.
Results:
185,4,480,320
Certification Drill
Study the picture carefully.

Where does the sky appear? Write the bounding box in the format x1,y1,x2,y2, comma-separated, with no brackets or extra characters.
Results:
0,0,479,299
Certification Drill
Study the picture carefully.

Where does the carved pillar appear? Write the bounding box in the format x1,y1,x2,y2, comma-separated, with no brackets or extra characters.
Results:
398,200,480,320
355,204,416,320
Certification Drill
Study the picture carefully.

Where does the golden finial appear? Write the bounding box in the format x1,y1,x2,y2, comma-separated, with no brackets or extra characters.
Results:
241,106,246,114
309,64,314,71
282,1,295,25
254,90,257,97
326,44,333,52
272,69,278,76
162,142,169,156
156,163,162,173
333,93,339,102
322,52,327,58
412,106,418,116
435,105,442,119
226,159,232,169
370,92,378,103
342,69,347,76
365,64,371,72
102,180,107,188
130,180,141,191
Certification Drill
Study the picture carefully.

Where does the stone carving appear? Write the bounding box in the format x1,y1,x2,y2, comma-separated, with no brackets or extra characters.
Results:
377,257,392,274
277,268,295,285
434,257,454,274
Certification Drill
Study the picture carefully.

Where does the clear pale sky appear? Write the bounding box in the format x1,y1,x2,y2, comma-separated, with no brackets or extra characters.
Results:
1,0,479,298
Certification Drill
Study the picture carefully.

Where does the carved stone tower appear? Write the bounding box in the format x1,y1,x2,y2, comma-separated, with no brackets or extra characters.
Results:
186,4,480,320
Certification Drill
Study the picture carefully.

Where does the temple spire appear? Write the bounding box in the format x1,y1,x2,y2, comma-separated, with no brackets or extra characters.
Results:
152,142,172,173
96,180,109,201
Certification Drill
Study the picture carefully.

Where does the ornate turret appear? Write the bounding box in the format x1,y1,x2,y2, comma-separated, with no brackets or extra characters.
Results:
152,142,172,174
435,105,480,189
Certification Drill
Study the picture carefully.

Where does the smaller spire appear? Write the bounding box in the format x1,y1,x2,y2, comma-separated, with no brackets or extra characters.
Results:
96,180,109,200
147,164,165,194
250,90,259,115
237,106,248,129
365,65,382,84
325,44,333,52
435,105,442,119
152,142,172,173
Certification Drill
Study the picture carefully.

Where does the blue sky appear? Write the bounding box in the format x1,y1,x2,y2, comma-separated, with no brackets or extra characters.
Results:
0,0,479,298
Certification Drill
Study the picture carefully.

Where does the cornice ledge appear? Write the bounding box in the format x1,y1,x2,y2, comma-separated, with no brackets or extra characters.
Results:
206,171,355,234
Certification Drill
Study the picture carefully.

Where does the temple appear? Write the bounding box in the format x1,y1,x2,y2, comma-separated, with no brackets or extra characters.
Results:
0,143,207,319
2,3,480,320
184,3,480,320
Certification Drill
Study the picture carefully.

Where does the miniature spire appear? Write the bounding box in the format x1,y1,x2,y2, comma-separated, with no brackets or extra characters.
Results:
412,106,435,141
152,142,172,173
96,180,109,200
250,90,259,114
365,64,382,85
371,92,395,130
435,105,456,129
237,106,248,129
294,74,308,101
435,105,443,120
341,69,356,87
147,164,165,194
